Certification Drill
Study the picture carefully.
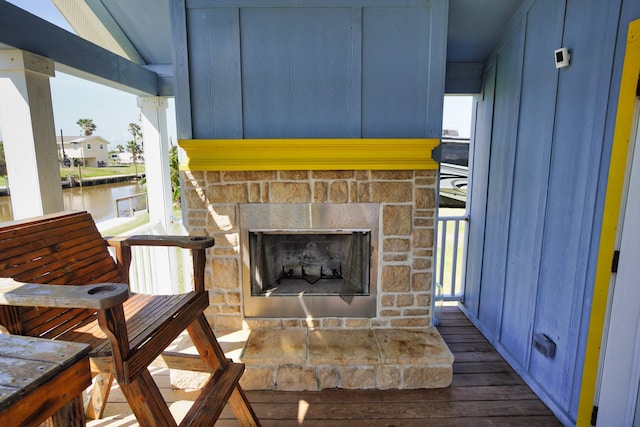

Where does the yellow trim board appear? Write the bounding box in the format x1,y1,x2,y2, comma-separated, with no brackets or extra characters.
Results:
177,138,440,171
577,18,640,426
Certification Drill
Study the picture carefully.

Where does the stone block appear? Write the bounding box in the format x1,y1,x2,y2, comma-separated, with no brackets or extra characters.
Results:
211,257,239,289
276,366,318,391
380,309,401,317
270,182,311,203
312,170,355,179
377,366,401,389
322,318,343,328
283,319,302,328
329,180,349,203
222,171,277,182
382,205,413,235
390,317,429,328
226,291,241,305
357,182,370,202
381,266,410,292
383,238,411,252
413,228,434,248
206,183,248,204
185,210,207,227
414,187,436,209
340,366,376,389
209,205,236,231
370,170,413,180
412,272,432,291
381,295,395,307
370,182,412,202
248,182,261,202
396,294,414,307
244,319,283,330
383,254,408,262
213,314,242,330
403,364,453,388
241,366,275,390
242,329,307,365
280,170,309,180
309,329,379,365
417,294,432,306
313,182,328,203
182,170,205,185
318,366,341,389
344,319,370,328
205,171,222,183
412,257,432,270
183,188,206,210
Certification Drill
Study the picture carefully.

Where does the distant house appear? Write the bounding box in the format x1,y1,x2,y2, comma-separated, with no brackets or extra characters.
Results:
110,151,144,165
56,135,110,167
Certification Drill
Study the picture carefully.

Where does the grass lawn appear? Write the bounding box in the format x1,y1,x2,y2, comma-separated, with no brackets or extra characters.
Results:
1,164,145,187
60,164,145,179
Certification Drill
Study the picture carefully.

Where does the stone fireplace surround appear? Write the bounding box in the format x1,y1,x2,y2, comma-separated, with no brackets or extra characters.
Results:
180,167,454,390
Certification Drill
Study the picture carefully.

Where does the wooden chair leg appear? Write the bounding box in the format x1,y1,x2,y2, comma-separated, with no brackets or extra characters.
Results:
187,314,261,427
86,372,114,420
119,369,178,427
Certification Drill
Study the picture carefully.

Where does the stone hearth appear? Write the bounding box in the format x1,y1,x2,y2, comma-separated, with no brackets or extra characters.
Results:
239,327,453,391
169,326,454,391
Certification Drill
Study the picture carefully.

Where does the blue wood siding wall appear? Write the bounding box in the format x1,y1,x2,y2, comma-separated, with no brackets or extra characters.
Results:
173,0,447,140
465,0,640,423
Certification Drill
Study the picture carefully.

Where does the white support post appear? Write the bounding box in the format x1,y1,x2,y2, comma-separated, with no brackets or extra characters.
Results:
137,96,176,294
137,96,172,231
0,50,63,219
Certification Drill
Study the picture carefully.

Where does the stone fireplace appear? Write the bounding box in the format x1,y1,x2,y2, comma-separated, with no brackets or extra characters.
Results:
179,138,453,390
182,169,437,330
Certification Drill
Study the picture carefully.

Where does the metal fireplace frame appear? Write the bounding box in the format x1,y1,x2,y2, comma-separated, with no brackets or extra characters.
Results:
239,203,379,318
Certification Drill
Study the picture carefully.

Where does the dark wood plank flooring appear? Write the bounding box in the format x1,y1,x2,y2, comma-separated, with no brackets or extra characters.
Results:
89,306,562,426
215,306,562,426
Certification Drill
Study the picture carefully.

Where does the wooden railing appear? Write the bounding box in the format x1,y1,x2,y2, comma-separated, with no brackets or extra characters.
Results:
436,213,468,301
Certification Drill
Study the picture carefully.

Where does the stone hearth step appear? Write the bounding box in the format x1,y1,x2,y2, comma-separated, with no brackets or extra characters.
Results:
238,327,454,391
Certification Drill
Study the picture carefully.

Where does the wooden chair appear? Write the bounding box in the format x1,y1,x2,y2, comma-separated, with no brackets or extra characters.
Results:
0,211,260,427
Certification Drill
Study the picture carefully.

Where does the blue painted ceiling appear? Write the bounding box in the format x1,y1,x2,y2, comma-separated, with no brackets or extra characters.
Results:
92,0,526,66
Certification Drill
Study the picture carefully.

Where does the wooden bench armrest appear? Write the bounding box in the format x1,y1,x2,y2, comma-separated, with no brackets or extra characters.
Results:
0,278,130,310
106,235,214,250
106,235,213,292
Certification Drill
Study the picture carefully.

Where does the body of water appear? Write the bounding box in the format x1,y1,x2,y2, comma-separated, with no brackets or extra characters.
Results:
0,181,144,224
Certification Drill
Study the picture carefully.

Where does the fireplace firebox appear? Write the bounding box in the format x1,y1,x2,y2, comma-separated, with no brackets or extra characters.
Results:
248,230,371,296
240,204,378,318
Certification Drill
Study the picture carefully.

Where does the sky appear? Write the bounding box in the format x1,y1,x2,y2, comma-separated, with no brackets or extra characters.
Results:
1,0,178,149
1,1,472,146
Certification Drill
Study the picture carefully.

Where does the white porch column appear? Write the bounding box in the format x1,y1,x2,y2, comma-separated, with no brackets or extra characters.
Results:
0,50,63,219
136,96,176,295
137,96,172,231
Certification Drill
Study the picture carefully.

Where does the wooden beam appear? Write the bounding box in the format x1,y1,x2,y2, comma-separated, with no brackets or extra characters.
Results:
0,0,158,95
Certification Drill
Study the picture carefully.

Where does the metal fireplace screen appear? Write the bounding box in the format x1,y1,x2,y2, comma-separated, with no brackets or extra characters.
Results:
240,203,379,318
248,230,370,298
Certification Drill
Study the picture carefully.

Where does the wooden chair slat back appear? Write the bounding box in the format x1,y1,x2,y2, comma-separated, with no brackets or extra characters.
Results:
0,211,125,338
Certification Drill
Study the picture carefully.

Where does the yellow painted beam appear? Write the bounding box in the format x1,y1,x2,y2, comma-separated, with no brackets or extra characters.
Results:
577,18,640,426
177,138,440,171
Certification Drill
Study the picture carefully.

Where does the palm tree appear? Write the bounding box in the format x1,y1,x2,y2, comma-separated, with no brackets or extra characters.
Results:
76,118,97,136
116,144,125,153
127,140,142,178
128,122,143,149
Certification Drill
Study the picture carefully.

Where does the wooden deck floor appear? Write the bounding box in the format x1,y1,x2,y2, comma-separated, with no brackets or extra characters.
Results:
88,306,562,426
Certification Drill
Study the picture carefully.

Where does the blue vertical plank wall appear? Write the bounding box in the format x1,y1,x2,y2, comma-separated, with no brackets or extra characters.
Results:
463,0,639,423
178,0,447,140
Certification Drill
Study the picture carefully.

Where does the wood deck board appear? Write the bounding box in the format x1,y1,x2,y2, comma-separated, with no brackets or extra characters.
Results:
87,306,562,426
